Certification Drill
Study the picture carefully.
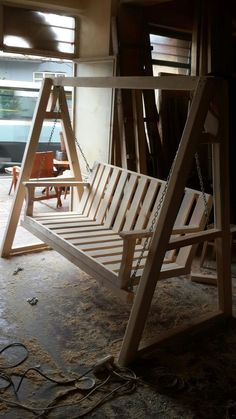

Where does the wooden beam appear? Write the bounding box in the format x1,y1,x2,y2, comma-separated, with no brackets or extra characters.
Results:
53,76,199,91
191,273,217,285
44,112,62,119
8,0,87,14
191,0,201,76
118,77,215,366
0,4,3,49
0,78,53,258
24,180,89,188
58,86,84,200
212,80,232,316
10,243,51,256
167,228,221,250
137,311,225,358
47,85,60,112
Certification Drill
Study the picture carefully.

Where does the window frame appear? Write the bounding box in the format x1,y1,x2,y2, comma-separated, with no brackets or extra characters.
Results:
149,25,192,74
33,71,66,83
0,3,79,59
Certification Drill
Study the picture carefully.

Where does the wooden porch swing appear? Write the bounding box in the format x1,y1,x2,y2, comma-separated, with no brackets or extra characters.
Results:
0,75,232,366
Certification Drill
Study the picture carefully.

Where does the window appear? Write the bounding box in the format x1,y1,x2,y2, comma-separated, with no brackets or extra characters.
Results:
149,29,191,111
0,5,77,59
33,71,65,83
150,30,191,76
0,5,75,148
0,87,37,120
0,83,72,143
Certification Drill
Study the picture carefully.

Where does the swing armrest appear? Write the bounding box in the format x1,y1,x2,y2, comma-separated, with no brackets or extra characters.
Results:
23,180,90,188
171,225,202,234
118,225,203,287
119,229,152,240
23,180,90,217
118,227,220,291
119,225,201,240
167,228,221,250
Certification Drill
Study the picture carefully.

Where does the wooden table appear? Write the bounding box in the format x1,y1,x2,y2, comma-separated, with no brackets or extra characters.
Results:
53,159,69,169
53,159,70,175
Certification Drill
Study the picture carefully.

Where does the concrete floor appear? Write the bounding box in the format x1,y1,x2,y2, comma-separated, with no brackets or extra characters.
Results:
0,176,236,418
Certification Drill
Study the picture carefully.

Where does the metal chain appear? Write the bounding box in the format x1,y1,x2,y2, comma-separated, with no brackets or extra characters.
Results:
74,137,92,174
194,151,210,221
188,98,209,221
37,118,92,179
129,151,209,290
129,93,210,289
36,108,60,179
129,156,176,290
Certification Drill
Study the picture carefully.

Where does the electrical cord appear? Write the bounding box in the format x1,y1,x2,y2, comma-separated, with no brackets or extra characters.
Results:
71,378,137,418
69,365,138,418
110,366,137,382
35,371,138,419
0,343,29,396
0,343,28,369
0,374,108,416
15,367,95,394
0,371,15,392
33,374,112,418
0,343,139,418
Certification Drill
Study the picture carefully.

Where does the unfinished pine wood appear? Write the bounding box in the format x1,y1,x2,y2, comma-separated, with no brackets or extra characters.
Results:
10,243,51,256
212,80,232,315
0,78,53,257
117,78,231,367
22,161,212,305
132,90,148,174
138,311,226,359
54,76,198,91
48,85,60,112
2,75,231,369
0,78,83,258
58,86,83,200
118,76,216,366
191,273,217,285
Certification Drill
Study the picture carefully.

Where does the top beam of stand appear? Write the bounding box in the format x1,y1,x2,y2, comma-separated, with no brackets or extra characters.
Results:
53,76,199,91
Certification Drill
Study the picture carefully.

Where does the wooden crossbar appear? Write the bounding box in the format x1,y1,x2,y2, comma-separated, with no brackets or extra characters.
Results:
53,75,199,90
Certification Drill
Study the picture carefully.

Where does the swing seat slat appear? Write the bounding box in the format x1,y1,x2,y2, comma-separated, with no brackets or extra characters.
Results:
21,161,213,302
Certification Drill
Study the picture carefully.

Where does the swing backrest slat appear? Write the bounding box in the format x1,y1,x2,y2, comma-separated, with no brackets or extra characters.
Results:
22,161,213,302
176,191,212,268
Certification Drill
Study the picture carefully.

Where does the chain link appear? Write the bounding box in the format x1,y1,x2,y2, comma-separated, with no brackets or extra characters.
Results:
129,157,176,290
36,108,60,179
129,150,209,290
74,137,92,174
194,151,210,221
37,112,92,178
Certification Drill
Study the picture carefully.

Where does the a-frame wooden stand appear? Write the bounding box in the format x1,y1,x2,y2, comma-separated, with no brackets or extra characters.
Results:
0,78,83,258
0,75,232,367
118,77,232,365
